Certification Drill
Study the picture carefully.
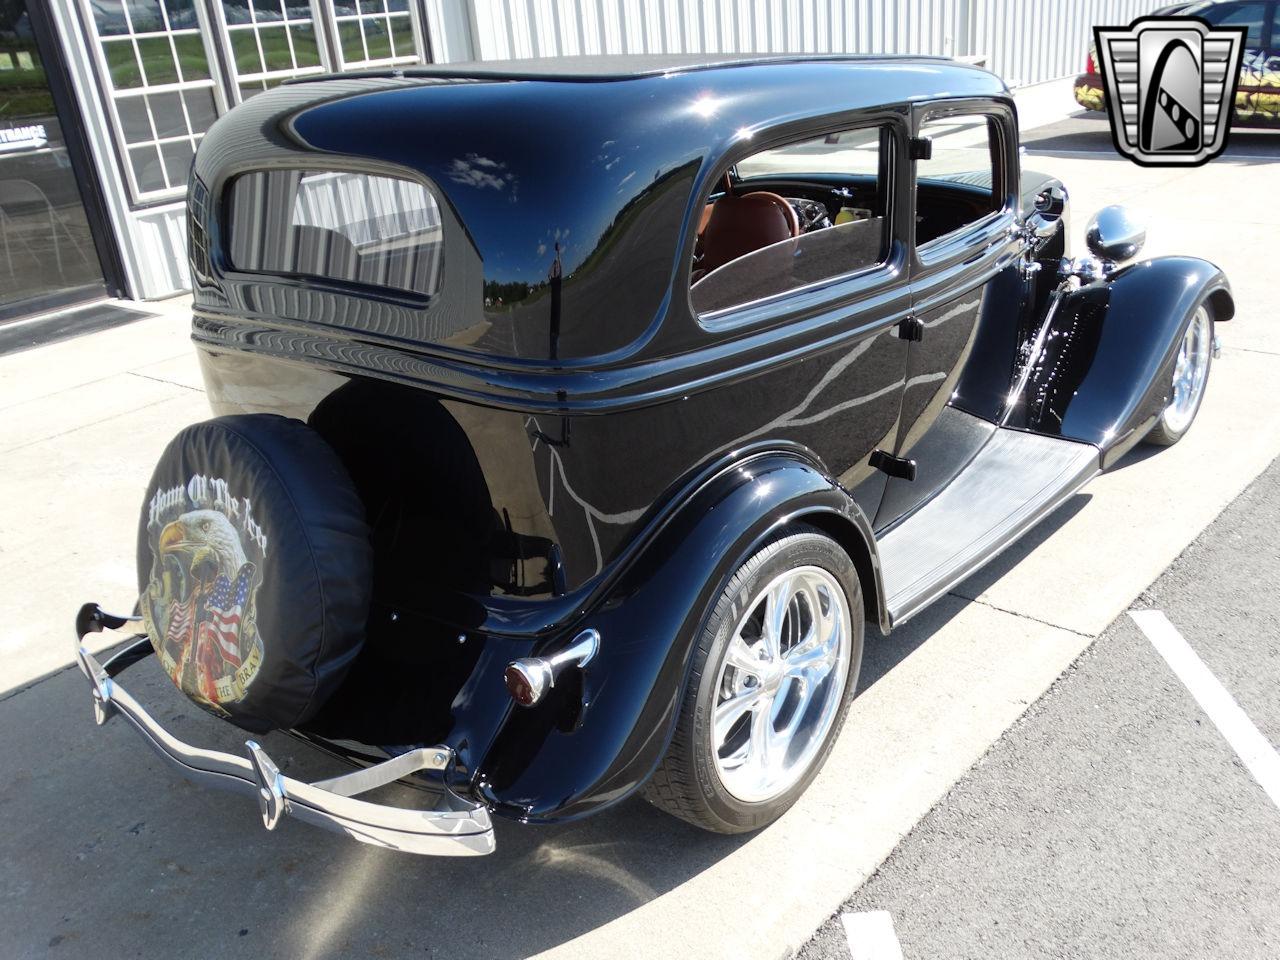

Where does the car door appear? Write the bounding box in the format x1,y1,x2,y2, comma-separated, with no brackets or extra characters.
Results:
874,99,1021,530
689,115,914,525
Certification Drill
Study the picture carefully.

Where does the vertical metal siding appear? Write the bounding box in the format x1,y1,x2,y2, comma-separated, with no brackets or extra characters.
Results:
454,0,1171,86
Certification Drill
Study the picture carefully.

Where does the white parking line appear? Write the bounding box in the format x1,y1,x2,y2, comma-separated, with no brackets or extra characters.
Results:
841,911,904,960
1129,609,1280,810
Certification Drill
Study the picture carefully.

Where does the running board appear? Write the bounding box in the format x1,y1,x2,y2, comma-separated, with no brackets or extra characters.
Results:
878,429,1100,628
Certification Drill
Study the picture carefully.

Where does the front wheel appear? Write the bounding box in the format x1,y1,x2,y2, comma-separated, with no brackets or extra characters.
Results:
1145,304,1214,447
644,527,864,834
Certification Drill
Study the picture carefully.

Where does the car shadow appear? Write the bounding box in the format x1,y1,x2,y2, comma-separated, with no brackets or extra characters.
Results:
2,654,750,958
4,493,1090,959
1103,441,1165,473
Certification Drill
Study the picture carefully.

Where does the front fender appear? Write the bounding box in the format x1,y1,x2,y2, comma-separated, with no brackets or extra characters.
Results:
469,452,880,823
1007,256,1232,466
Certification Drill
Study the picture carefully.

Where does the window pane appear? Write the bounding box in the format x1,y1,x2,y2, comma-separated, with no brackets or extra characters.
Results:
137,36,179,84
364,18,392,60
103,39,143,88
227,170,444,297
164,0,199,29
239,79,267,99
93,0,131,36
915,115,1001,246
387,0,409,11
389,15,416,58
291,23,321,67
736,127,881,178
229,28,262,73
116,97,154,143
182,88,218,132
129,144,167,193
359,0,387,13
251,0,284,22
692,126,889,317
173,34,210,81
338,21,364,63
126,0,165,32
1202,2,1266,47
148,90,186,137
161,139,196,187
221,0,254,26
258,25,293,70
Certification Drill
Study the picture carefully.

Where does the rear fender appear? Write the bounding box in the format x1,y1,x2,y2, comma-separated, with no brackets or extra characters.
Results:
469,452,882,823
1007,256,1232,467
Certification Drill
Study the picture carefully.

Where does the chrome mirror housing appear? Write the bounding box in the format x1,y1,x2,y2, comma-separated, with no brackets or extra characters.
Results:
1026,183,1068,242
1085,205,1146,264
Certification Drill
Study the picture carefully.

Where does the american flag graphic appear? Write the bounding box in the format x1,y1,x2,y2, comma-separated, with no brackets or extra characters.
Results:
165,594,196,650
200,564,254,668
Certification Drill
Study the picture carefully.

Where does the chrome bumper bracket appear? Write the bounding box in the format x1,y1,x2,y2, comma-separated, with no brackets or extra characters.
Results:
246,741,286,830
74,603,495,856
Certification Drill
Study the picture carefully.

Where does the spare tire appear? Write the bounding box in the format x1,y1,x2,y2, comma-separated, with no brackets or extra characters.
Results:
137,414,372,733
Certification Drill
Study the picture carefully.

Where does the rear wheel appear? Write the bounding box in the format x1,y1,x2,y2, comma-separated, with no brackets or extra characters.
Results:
1145,304,1214,447
644,527,863,833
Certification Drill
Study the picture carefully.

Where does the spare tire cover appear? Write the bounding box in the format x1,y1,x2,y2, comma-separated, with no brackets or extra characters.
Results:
137,414,372,733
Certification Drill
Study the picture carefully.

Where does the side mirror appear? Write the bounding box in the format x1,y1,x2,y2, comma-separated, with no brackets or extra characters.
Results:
1027,184,1068,242
1085,205,1146,264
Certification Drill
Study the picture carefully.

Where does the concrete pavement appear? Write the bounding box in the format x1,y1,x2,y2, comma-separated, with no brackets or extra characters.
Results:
1,90,1278,959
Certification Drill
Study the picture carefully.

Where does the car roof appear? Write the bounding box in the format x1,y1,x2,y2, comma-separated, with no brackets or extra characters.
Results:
321,52,959,84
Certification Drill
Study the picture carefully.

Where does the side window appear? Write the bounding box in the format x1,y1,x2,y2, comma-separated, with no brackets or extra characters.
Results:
1200,2,1267,48
691,125,891,318
915,114,1002,247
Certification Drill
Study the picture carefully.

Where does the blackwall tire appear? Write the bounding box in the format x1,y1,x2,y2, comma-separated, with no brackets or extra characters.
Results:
137,414,372,733
644,526,864,834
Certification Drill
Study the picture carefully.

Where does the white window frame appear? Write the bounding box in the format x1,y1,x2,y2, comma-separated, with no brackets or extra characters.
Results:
77,1,436,207
208,0,335,105
325,0,428,71
77,0,232,204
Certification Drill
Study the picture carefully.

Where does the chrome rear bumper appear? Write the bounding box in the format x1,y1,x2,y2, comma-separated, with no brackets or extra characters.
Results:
74,603,495,856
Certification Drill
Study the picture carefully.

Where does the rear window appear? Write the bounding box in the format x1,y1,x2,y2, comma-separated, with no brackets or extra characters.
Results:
225,170,443,297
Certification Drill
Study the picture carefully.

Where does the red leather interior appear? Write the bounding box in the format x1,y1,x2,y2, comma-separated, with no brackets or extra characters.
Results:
698,191,800,275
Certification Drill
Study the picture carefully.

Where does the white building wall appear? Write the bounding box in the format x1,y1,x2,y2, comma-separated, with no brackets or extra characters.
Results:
454,0,1169,86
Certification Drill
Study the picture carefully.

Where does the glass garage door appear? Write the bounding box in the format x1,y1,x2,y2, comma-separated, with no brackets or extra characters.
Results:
0,0,108,320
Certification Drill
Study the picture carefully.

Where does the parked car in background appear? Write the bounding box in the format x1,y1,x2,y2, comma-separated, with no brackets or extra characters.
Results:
1075,0,1280,127
75,54,1232,857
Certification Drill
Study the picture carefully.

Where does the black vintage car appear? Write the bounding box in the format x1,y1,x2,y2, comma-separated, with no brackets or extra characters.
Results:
76,54,1232,855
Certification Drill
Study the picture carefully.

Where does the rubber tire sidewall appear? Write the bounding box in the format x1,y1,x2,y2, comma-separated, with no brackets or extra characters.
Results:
680,528,864,833
1146,305,1214,447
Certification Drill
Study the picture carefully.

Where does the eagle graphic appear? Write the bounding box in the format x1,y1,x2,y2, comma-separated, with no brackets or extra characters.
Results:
150,509,262,706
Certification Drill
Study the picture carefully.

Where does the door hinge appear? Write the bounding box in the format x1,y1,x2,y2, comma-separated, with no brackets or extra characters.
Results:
908,136,933,161
870,450,918,482
897,316,924,341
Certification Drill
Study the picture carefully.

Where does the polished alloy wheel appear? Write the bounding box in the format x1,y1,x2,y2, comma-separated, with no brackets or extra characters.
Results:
711,565,851,803
1161,305,1212,436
